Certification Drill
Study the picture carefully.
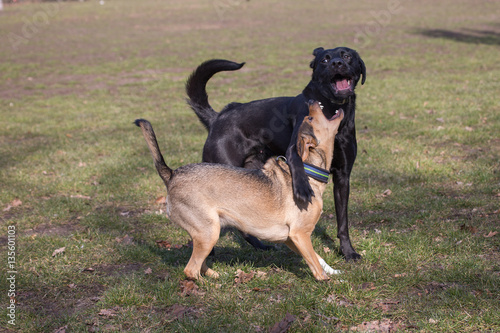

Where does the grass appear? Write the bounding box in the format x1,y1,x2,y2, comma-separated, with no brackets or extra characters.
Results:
1,0,499,332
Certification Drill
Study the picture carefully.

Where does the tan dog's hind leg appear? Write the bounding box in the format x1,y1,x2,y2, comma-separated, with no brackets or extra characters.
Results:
286,233,329,281
184,224,220,280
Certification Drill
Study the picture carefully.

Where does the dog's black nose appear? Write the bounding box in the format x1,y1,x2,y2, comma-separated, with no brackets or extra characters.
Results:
332,58,345,68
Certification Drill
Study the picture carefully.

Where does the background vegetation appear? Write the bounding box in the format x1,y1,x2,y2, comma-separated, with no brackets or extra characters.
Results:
1,0,498,331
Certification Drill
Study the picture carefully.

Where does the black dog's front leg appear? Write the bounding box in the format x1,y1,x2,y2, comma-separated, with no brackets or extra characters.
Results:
286,142,314,206
331,137,361,261
332,174,361,261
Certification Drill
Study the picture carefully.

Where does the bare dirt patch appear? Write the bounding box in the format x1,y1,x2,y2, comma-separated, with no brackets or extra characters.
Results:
0,68,191,99
18,283,106,328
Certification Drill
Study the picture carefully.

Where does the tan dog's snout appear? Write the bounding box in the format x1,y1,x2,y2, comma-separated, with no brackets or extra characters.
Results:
297,101,344,163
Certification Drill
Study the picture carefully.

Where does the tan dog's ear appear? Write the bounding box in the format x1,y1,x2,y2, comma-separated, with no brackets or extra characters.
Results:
297,120,318,161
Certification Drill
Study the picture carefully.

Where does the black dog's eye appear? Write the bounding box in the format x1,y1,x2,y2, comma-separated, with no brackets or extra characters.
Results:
343,54,351,61
321,55,331,63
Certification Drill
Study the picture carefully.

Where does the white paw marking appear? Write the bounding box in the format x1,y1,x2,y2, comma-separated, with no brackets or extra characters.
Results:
318,258,342,275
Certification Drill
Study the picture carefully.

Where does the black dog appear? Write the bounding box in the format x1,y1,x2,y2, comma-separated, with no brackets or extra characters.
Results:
186,47,366,261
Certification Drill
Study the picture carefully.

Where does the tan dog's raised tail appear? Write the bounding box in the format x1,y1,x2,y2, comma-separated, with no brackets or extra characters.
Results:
135,101,343,280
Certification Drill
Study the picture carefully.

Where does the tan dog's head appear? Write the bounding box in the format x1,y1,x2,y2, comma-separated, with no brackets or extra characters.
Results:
297,101,344,168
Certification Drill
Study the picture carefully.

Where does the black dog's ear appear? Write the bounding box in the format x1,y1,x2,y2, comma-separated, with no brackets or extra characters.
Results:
312,47,324,57
359,56,366,85
310,47,325,69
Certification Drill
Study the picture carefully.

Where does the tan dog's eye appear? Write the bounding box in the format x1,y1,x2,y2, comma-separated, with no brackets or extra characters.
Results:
308,116,313,122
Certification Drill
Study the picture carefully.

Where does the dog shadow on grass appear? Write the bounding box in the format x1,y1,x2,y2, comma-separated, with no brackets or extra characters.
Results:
416,27,500,46
143,227,342,280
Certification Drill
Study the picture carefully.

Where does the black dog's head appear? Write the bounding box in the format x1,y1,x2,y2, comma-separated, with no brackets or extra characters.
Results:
309,47,366,101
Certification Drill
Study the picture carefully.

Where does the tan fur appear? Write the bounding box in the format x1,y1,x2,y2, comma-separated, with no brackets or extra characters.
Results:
136,101,343,280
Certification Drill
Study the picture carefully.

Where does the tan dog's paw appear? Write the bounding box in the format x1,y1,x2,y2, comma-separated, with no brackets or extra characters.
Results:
315,271,330,281
203,268,220,278
318,258,342,275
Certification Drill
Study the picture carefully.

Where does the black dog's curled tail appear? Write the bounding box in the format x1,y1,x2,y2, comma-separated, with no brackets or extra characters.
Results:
134,119,173,186
185,59,245,130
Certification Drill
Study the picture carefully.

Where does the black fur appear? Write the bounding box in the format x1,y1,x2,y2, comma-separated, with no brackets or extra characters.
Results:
186,47,366,261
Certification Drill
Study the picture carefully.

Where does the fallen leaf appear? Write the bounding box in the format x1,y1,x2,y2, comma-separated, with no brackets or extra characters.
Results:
484,231,498,238
53,325,68,333
234,269,255,284
144,267,152,275
323,246,331,253
326,293,353,307
429,318,438,324
250,324,266,332
269,313,296,333
52,247,66,257
165,304,197,322
98,308,117,318
78,162,87,167
350,318,403,332
4,198,22,212
156,240,172,249
11,198,22,207
256,270,267,279
115,234,134,245
82,267,95,273
377,300,400,313
460,224,478,234
465,126,473,131
103,325,118,331
70,194,91,199
179,279,205,296
382,189,392,197
394,273,408,278
359,282,376,290
155,196,166,204
68,283,76,289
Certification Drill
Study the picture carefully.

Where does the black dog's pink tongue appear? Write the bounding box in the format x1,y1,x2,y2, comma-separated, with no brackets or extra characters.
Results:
335,79,350,91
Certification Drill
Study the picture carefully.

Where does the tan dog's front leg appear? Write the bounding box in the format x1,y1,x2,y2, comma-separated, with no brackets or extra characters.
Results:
285,234,329,281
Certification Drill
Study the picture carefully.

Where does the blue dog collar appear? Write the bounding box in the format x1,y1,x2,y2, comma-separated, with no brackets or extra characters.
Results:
303,162,330,183
276,156,330,183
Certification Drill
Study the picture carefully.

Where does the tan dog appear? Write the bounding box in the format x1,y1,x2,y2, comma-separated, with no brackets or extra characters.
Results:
135,101,343,281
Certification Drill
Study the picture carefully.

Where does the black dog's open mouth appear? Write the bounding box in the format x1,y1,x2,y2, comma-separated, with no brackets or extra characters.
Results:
331,75,353,93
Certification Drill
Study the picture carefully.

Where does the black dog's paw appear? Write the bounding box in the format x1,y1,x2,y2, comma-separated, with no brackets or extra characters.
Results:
260,244,277,251
344,251,362,262
292,176,315,204
341,246,362,262
242,233,276,251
